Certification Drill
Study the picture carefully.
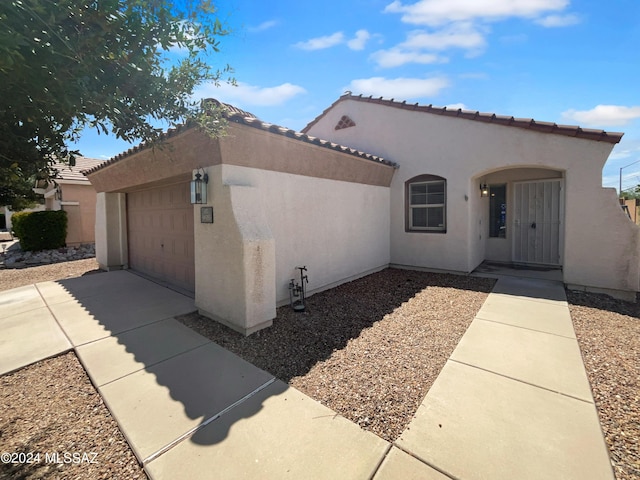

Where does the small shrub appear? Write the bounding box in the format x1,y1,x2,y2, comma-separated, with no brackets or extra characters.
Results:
12,210,67,251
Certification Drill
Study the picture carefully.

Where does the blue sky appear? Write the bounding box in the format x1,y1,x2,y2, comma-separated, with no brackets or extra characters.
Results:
74,0,640,192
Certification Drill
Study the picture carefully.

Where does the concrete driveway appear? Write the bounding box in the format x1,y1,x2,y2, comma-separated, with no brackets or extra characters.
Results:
0,270,388,479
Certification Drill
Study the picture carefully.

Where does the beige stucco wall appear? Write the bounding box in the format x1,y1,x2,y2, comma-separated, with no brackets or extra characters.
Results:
306,99,640,296
89,122,394,334
95,192,128,271
194,172,276,335
622,199,640,225
194,163,390,334
58,183,98,245
221,164,390,303
88,123,395,194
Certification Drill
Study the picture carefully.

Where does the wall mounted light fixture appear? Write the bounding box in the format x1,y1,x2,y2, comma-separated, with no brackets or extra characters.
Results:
480,183,489,197
191,168,209,204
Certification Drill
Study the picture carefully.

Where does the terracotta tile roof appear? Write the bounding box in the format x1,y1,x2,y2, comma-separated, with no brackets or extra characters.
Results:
51,157,105,182
224,114,395,167
83,100,396,176
207,99,256,118
302,94,624,144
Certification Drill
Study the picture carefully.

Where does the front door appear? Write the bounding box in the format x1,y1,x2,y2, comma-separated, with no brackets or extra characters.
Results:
512,179,563,266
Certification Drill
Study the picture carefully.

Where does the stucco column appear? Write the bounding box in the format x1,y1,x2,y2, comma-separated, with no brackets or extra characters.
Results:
195,167,276,335
95,192,128,270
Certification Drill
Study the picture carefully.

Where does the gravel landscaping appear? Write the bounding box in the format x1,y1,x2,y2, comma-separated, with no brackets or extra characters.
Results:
568,290,640,480
178,268,495,442
1,258,639,479
0,352,145,480
0,257,102,292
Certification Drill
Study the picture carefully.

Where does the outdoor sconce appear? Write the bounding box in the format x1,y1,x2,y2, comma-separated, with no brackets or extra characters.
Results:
190,168,209,204
480,183,489,197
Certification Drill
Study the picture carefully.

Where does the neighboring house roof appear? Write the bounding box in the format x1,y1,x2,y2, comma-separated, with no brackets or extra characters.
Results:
83,100,396,176
51,157,105,183
302,93,624,145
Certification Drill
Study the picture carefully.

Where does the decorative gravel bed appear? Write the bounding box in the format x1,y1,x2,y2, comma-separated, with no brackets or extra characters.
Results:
567,290,640,480
0,352,146,480
178,268,495,442
0,258,102,292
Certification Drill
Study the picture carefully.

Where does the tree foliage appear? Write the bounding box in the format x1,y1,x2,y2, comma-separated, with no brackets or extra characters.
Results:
0,0,233,209
621,186,640,200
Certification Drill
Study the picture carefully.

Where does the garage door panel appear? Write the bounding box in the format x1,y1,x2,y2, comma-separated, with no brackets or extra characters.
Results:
127,183,195,293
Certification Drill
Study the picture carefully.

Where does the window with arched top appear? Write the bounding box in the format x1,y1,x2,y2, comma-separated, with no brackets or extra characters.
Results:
405,174,447,233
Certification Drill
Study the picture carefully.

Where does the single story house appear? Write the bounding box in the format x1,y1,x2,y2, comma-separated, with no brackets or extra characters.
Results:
35,156,105,245
85,95,640,335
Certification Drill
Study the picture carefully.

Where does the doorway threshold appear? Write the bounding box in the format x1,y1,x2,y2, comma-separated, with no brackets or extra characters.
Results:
471,261,563,282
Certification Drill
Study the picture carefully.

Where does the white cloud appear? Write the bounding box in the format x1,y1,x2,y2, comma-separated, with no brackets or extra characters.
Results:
562,105,640,127
249,20,278,33
343,76,450,99
384,0,569,26
294,30,374,51
609,147,640,161
196,81,306,107
371,48,446,68
294,32,345,50
370,23,483,67
402,23,486,51
347,29,371,50
535,13,580,27
445,102,468,110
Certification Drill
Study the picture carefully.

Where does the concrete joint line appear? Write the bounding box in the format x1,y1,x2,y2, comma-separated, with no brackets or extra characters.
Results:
448,359,595,405
391,443,460,480
71,317,175,349
366,442,392,480
490,296,568,308
94,342,215,389
473,316,578,340
143,377,277,465
34,283,74,347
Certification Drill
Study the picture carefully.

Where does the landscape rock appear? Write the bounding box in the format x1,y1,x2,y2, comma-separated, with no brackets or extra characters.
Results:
0,243,95,269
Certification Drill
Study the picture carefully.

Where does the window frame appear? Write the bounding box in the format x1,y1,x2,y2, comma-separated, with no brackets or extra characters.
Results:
489,184,507,238
405,174,447,233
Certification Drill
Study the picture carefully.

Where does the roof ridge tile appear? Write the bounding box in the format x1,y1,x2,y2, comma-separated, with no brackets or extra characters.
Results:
300,94,623,144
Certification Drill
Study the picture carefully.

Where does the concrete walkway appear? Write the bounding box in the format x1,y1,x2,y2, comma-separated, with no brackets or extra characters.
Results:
0,271,614,479
391,276,615,480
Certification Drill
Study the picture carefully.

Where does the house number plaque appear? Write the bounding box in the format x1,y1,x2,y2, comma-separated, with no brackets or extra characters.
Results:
200,206,214,223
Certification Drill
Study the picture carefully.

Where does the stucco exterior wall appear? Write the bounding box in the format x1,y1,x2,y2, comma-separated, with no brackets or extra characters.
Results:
563,180,640,298
622,199,640,225
220,164,391,303
95,192,128,271
194,163,389,334
194,171,276,335
88,128,222,194
58,183,98,245
306,99,639,296
90,122,394,334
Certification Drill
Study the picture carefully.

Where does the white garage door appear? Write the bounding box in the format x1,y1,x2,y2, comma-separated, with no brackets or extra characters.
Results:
127,183,195,293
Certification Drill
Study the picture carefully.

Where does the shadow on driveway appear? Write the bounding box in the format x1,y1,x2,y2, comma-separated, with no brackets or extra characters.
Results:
40,267,494,475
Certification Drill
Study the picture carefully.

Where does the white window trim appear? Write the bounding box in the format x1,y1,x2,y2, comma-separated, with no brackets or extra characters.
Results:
409,180,446,232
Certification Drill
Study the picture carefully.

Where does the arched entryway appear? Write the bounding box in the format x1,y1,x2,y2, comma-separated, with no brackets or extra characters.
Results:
475,167,565,268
